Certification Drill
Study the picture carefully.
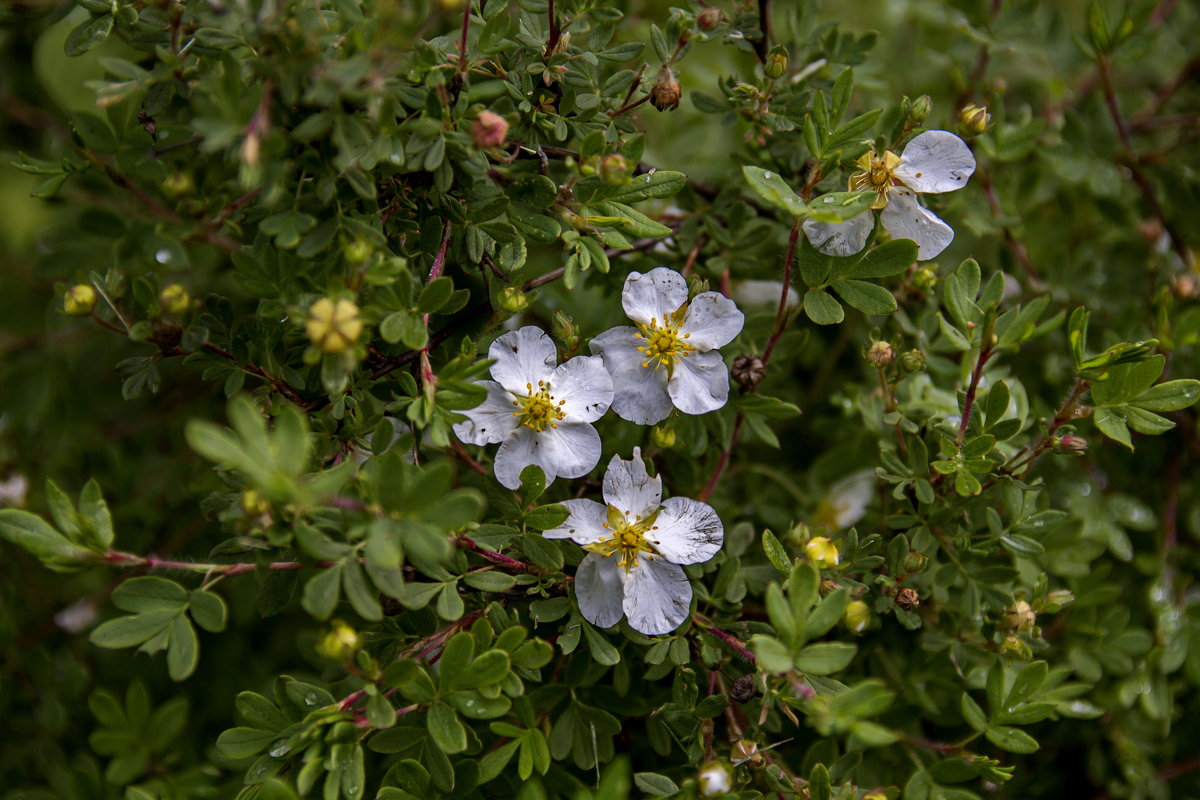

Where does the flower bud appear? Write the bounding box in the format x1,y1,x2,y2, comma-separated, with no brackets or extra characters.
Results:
913,265,938,291
317,620,360,661
696,7,721,31
731,353,766,391
1000,600,1037,632
496,287,529,313
1041,589,1074,613
804,536,840,568
907,95,932,125
698,761,734,795
863,792,889,800
959,103,992,136
895,587,920,610
471,110,509,149
342,237,373,264
161,171,194,198
64,284,97,316
306,297,363,353
999,633,1032,660
901,550,928,575
866,340,894,367
598,153,633,186
650,65,682,112
650,424,677,449
764,45,789,79
844,599,871,633
159,283,191,315
1055,435,1088,456
240,488,270,516
899,349,926,373
552,309,579,351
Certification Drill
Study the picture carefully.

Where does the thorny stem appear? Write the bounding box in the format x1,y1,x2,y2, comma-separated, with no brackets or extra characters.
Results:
104,550,319,576
457,535,533,573
692,613,757,664
997,377,1091,479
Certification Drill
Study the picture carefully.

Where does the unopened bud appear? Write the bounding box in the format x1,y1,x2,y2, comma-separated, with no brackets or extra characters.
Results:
1000,600,1036,632
1040,589,1074,613
844,599,871,633
959,103,992,136
240,488,270,516
342,237,373,264
552,309,579,350
471,110,509,149
598,153,632,186
866,340,894,367
696,7,721,31
999,633,1032,660
731,739,760,765
497,287,529,313
764,45,789,79
161,171,194,198
650,424,677,449
317,620,360,661
913,265,938,291
650,65,682,112
64,284,97,316
907,95,932,125
306,297,363,353
901,550,928,575
895,587,920,610
863,792,888,800
159,283,190,315
698,761,734,795
1055,435,1088,456
899,349,926,373
805,536,840,569
731,353,766,391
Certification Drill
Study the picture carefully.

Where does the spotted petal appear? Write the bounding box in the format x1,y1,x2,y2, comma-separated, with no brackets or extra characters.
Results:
590,326,675,425
621,268,689,327
667,350,730,416
601,448,662,520
681,291,745,350
542,499,610,545
575,553,625,629
880,188,955,260
894,130,976,194
551,355,613,424
622,555,692,635
492,422,601,489
488,326,557,395
802,213,874,257
647,496,723,565
452,380,519,446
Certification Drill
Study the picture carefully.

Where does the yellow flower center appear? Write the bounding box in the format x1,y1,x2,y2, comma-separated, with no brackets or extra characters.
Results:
512,380,566,432
849,150,902,209
636,308,694,372
584,505,662,570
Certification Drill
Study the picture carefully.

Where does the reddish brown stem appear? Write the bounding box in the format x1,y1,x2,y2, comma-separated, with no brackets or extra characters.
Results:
692,613,757,663
457,535,531,572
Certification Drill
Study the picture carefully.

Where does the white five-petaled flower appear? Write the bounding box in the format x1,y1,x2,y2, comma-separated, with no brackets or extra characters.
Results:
453,326,613,490
544,448,724,635
803,130,976,261
590,268,745,425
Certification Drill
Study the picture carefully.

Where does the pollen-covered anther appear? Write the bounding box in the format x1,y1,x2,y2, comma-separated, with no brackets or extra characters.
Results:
849,149,903,209
636,308,696,372
514,382,566,432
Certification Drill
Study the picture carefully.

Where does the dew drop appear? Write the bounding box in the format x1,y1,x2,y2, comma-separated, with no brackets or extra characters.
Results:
304,692,319,706
155,248,173,264
269,741,292,758
762,171,773,180
823,196,836,203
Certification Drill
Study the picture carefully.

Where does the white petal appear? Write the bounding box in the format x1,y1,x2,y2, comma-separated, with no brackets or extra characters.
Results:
681,291,744,350
550,355,613,423
881,189,955,260
575,553,625,629
452,380,519,446
621,268,688,327
601,447,662,518
825,469,876,529
667,350,730,416
622,555,692,635
590,327,674,425
536,422,603,480
894,130,976,194
648,496,723,564
488,326,557,395
542,499,610,545
493,427,541,490
802,213,874,257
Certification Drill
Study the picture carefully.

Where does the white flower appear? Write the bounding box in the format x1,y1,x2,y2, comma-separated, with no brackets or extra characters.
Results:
813,469,875,529
590,268,745,425
803,130,976,261
453,326,613,490
544,448,723,635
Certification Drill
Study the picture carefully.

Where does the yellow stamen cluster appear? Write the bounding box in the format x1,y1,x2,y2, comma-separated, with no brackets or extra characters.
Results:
849,149,902,209
306,297,363,353
512,380,566,432
584,505,662,570
635,308,695,372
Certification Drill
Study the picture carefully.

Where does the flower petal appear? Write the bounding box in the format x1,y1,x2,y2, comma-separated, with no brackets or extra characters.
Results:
682,291,745,350
802,213,874,257
452,380,518,445
551,355,613,423
601,447,662,518
590,326,674,425
493,424,602,489
488,326,557,395
542,499,610,545
667,350,730,416
881,188,955,260
493,427,541,490
894,130,976,194
622,555,692,635
621,268,688,326
575,553,625,629
648,496,723,564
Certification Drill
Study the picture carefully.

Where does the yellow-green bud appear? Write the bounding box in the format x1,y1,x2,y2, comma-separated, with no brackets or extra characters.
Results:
899,349,926,373
161,171,194,198
497,287,529,313
317,620,360,661
907,94,932,125
1000,600,1037,632
866,340,894,367
240,488,270,516
306,297,363,353
999,633,1032,660
844,599,871,633
901,550,928,575
913,265,938,291
64,284,97,316
598,153,632,186
159,283,191,315
804,536,840,568
1041,589,1074,613
552,309,579,350
764,45,789,79
650,424,677,449
959,103,992,136
342,237,373,264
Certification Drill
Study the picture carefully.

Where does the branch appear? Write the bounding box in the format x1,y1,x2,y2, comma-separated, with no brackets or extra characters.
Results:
692,613,757,663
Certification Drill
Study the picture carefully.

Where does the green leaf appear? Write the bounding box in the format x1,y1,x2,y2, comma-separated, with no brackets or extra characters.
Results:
1091,356,1164,405
831,279,896,315
741,166,808,216
1094,407,1133,449
794,642,856,674
838,239,917,279
342,557,383,621
0,509,95,567
78,478,114,549
1130,379,1200,412
259,209,317,249
985,725,1039,754
235,692,290,731
188,590,228,632
1005,661,1048,707
751,635,793,674
765,583,798,644
65,13,114,57
478,740,519,784
805,191,876,223
90,609,178,649
804,289,844,325
301,564,343,620
463,650,511,688
1124,406,1174,435
762,529,791,574
216,727,277,759
427,702,467,754
112,577,189,613
606,171,686,203
582,619,620,664
417,277,455,315
960,693,988,732
804,587,851,640
462,570,517,592
633,773,680,796
167,614,199,681
380,311,428,349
